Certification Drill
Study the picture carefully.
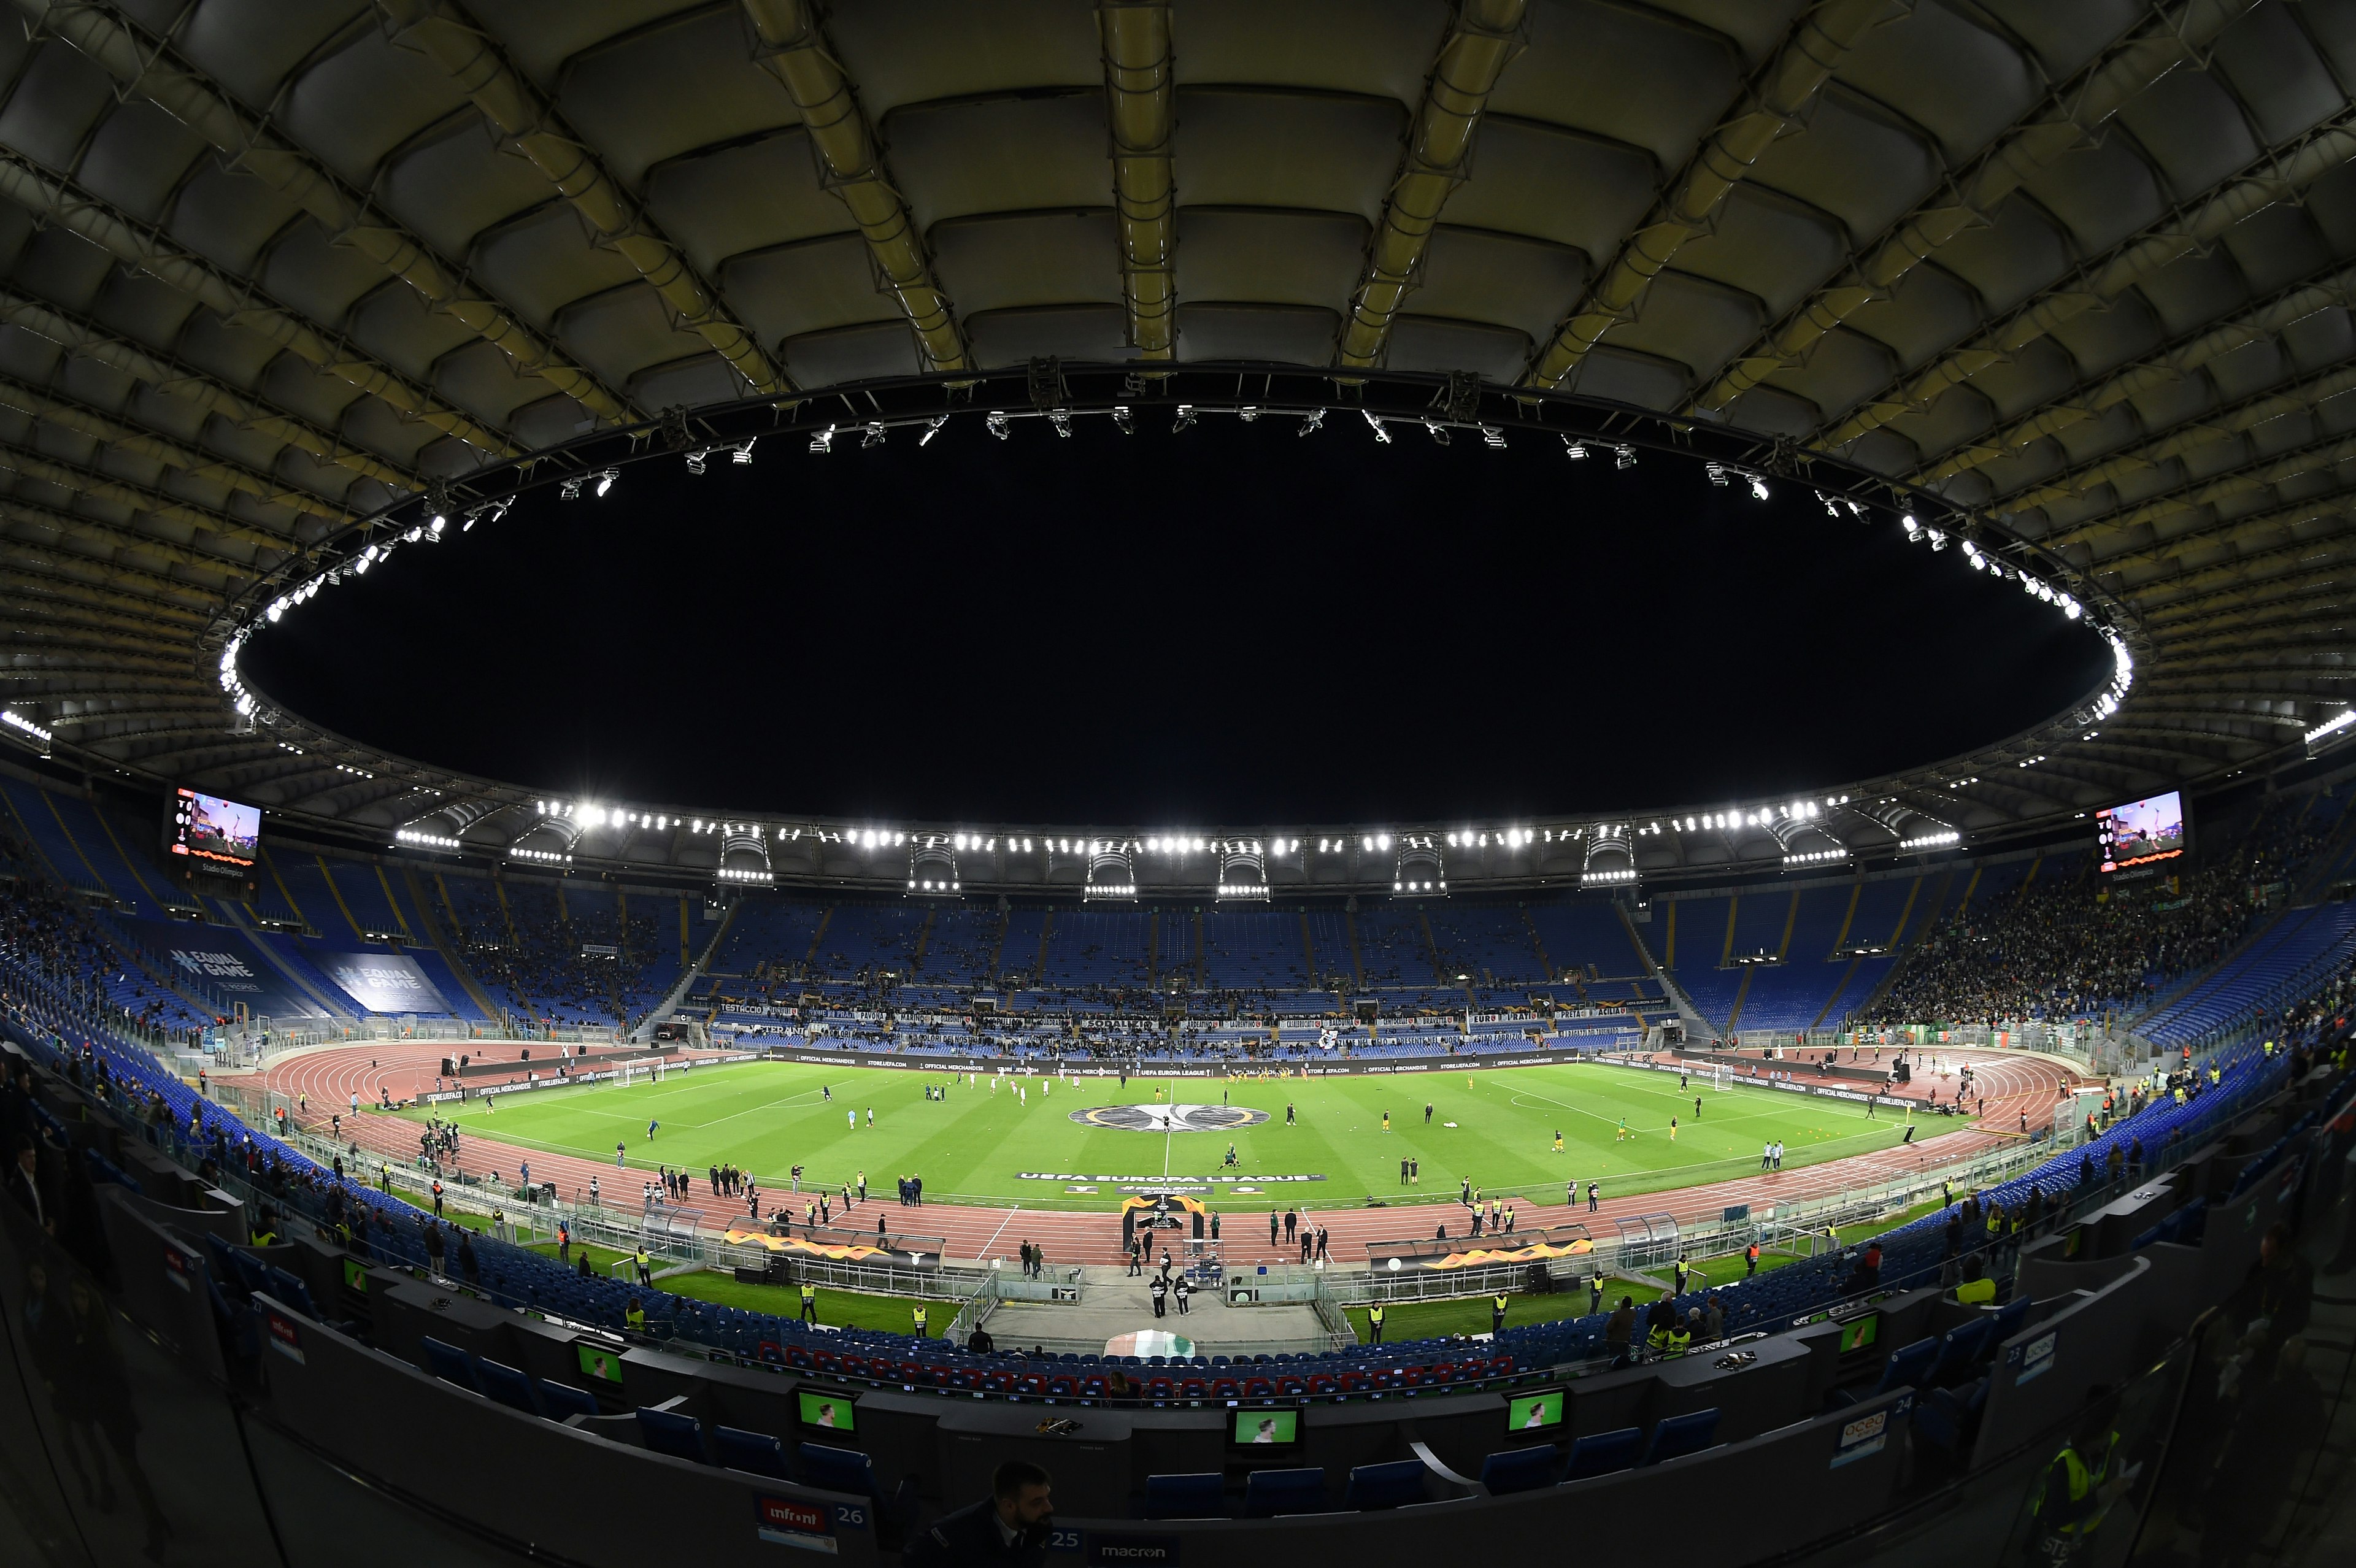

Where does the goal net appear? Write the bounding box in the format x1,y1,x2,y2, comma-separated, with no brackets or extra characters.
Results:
1712,1064,1734,1091
616,1056,665,1088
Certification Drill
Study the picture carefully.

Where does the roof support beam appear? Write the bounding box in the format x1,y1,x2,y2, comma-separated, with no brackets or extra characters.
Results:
1337,0,1528,367
0,555,222,617
741,0,966,373
2052,431,2356,554
0,495,257,582
10,0,636,427
0,578,209,632
0,371,352,526
380,0,785,396
1096,1,1176,360
1696,0,2263,415
0,290,418,492
0,443,297,562
1916,260,2356,489
1819,105,2356,451
2007,363,2356,518
1523,0,1898,388
0,150,511,459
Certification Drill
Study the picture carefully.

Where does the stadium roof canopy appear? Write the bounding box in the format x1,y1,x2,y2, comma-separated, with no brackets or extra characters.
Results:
3,0,2354,893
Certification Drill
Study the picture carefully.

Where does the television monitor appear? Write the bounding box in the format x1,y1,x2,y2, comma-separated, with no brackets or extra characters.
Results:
1836,1313,1881,1356
798,1390,856,1433
576,1343,625,1385
1506,1389,1565,1433
2096,791,2188,874
167,787,261,867
1232,1409,1299,1447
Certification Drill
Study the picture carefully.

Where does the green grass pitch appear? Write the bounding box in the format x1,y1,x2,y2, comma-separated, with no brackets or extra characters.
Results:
404,1058,1936,1213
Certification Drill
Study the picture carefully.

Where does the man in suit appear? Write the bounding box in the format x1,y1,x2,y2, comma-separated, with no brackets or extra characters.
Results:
905,1459,1053,1565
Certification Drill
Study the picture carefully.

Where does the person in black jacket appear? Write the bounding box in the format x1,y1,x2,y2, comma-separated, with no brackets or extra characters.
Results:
904,1459,1053,1565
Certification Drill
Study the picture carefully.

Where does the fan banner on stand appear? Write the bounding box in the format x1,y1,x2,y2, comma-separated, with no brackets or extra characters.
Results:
126,919,333,1021
318,952,450,1015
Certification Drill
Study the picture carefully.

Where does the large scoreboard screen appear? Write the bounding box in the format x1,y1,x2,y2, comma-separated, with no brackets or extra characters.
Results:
168,788,261,867
2096,791,2187,874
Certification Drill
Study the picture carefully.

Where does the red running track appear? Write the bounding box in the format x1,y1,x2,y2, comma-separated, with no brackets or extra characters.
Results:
248,1042,2090,1266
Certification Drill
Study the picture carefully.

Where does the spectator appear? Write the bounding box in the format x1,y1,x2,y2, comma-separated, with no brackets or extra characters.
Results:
905,1458,1053,1565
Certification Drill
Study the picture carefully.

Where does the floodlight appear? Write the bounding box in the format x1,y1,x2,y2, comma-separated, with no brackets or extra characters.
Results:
685,448,709,475
863,422,887,448
1363,410,1390,444
1298,408,1325,437
732,439,756,464
593,469,617,497
1173,405,1197,432
1112,405,1133,435
1561,437,1587,460
1748,475,1769,501
1612,444,1635,468
810,424,836,453
920,416,948,445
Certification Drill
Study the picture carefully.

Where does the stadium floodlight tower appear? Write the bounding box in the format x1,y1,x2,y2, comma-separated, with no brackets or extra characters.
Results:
1217,840,1269,901
1581,825,1638,889
1393,835,1444,897
907,836,961,897
715,826,773,886
1084,841,1137,901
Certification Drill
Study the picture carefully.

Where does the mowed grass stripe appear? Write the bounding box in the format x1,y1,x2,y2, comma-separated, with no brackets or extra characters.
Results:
399,1060,1933,1210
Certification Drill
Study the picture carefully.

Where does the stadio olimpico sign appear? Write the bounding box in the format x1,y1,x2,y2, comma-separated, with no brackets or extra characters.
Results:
1069,1103,1271,1133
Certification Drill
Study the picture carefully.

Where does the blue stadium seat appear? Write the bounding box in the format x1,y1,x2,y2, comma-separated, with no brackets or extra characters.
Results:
1927,1318,1996,1386
1342,1459,1428,1510
1834,1337,1940,1407
799,1443,880,1496
1142,1473,1226,1520
473,1359,540,1416
420,1337,480,1394
1241,1467,1328,1517
1563,1427,1641,1481
1479,1445,1568,1494
713,1426,791,1479
1642,1409,1720,1466
634,1406,706,1462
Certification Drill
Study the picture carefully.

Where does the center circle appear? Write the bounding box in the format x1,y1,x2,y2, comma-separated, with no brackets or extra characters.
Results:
1072,1104,1272,1133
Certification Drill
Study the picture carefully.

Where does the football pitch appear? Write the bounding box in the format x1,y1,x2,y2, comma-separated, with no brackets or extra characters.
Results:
404,1058,1935,1212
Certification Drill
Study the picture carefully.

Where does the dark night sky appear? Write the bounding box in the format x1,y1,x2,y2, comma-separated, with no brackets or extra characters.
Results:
244,411,2111,825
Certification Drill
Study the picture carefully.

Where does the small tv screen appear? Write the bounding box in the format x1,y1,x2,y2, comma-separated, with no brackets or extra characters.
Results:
1506,1389,1565,1432
2096,791,2187,874
1838,1313,1881,1355
168,787,261,867
340,1259,368,1293
576,1343,625,1385
798,1390,855,1432
1233,1409,1299,1447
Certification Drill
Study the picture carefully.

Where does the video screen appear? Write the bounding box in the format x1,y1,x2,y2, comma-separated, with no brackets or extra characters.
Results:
1507,1390,1565,1432
1233,1409,1299,1446
576,1343,625,1385
169,787,261,867
798,1390,855,1432
1838,1313,1881,1355
2096,791,2187,874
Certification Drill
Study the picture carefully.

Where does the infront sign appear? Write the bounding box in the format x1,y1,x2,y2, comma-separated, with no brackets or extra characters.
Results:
755,1495,836,1552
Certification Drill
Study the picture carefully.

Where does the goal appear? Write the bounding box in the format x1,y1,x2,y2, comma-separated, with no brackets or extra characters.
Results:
1711,1064,1734,1091
616,1056,665,1088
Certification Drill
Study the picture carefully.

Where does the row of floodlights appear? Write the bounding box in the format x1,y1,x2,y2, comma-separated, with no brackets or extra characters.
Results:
1581,868,1638,885
1902,517,2084,621
1678,801,1845,832
395,828,459,850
